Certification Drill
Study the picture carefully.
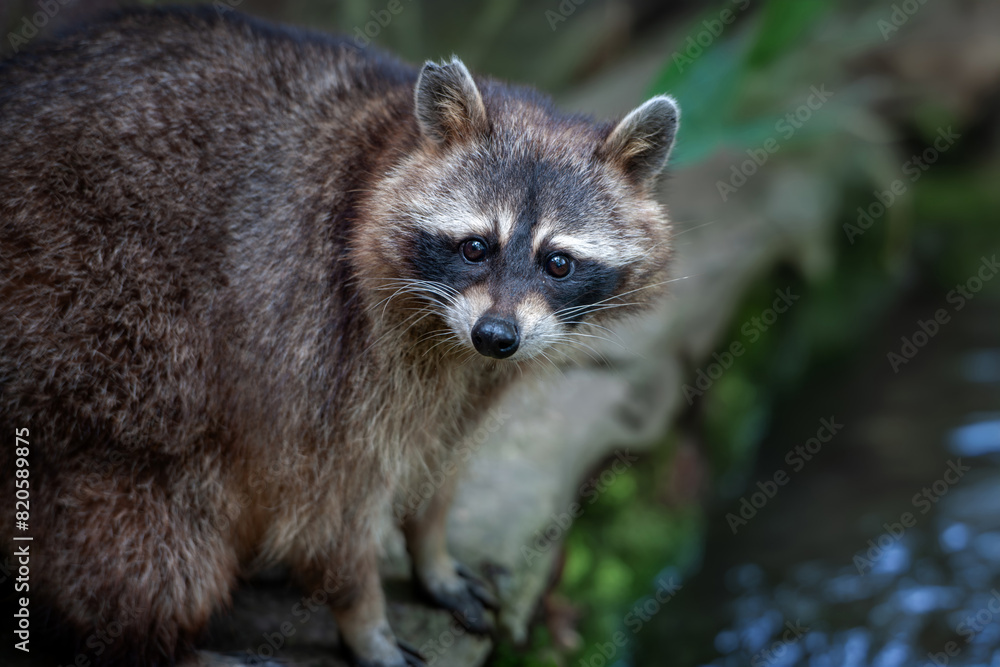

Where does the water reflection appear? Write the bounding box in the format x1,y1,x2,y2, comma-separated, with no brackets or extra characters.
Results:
949,417,1000,457
641,297,1000,667
696,455,1000,666
961,350,1000,385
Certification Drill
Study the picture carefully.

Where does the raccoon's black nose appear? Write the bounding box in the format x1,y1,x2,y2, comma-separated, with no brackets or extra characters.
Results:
471,317,520,359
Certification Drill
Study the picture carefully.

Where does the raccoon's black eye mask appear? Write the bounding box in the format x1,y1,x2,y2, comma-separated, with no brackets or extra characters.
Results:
413,227,620,320
459,236,574,280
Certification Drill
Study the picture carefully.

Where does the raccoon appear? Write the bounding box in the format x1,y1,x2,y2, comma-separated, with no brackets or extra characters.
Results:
0,7,678,667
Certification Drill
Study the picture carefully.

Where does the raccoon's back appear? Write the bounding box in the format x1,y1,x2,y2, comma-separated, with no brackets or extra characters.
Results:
0,8,411,459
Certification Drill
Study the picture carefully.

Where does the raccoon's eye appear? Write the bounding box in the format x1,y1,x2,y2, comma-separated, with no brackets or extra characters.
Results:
461,238,488,263
545,253,573,279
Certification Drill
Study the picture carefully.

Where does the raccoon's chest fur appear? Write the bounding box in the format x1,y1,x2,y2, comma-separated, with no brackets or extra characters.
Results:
232,353,503,563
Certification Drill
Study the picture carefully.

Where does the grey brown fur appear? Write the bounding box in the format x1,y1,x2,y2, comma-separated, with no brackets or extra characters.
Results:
0,7,678,666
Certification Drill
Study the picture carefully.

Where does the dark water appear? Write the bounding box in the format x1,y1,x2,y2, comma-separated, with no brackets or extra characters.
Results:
639,292,1000,667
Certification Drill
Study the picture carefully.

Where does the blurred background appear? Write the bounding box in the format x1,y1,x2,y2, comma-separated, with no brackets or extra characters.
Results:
3,1,999,666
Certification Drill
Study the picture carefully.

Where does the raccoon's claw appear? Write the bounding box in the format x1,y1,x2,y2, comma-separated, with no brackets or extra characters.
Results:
397,639,428,666
348,640,426,667
455,562,500,611
342,622,426,667
416,562,498,635
442,587,494,635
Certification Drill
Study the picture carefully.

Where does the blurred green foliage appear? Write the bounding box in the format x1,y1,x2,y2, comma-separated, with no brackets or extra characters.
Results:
648,0,836,166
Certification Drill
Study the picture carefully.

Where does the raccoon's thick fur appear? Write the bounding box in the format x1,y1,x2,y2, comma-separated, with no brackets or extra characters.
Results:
0,7,678,666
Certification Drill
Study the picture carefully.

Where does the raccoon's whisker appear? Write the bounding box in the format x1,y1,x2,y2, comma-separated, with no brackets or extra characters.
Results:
557,329,626,348
415,328,455,345
411,293,452,312
535,349,568,379
367,292,410,317
552,274,700,320
565,341,609,366
526,356,547,377
388,280,462,302
370,281,461,312
457,349,480,369
575,301,643,315
553,297,631,318
564,326,648,360
670,219,717,237
537,329,611,360
367,285,424,318
367,285,454,321
421,339,452,356
381,287,433,319
552,301,643,320
537,334,605,367
375,277,462,298
560,329,647,362
573,321,631,348
419,331,464,357
373,302,438,327
394,312,437,345
369,278,460,300
403,307,442,323
439,340,469,358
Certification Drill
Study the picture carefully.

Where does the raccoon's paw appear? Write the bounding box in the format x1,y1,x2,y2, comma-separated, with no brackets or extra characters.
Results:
349,640,425,667
415,561,499,635
344,623,426,667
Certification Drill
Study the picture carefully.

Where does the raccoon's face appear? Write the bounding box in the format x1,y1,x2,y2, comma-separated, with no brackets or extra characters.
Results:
363,58,678,364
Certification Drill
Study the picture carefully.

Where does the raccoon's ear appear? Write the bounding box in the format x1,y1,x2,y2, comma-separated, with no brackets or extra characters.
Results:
415,57,488,145
599,95,680,187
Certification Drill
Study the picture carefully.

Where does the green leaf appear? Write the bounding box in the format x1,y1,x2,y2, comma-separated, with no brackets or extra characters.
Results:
746,0,833,69
647,37,751,166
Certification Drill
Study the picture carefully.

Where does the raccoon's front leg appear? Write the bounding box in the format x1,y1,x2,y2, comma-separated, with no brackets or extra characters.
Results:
295,546,424,667
403,470,499,634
